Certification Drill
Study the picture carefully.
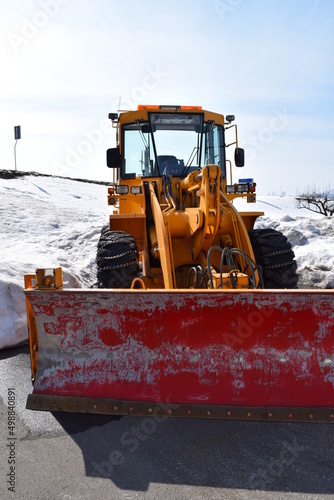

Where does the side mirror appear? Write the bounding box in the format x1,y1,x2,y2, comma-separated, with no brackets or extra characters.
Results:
235,147,245,167
141,124,151,134
107,147,121,168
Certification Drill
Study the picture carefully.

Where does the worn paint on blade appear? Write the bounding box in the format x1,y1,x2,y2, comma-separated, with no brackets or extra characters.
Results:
25,289,334,407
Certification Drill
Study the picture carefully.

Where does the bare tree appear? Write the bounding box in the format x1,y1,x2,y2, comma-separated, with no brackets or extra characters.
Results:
296,186,334,217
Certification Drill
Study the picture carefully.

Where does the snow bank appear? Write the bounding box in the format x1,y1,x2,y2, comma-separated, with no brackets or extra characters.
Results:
0,176,333,350
0,174,109,350
235,196,334,288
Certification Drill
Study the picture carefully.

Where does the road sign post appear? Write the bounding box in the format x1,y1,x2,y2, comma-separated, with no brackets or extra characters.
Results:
14,126,21,171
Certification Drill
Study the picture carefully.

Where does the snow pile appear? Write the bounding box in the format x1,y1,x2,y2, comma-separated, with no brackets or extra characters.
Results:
0,175,333,350
235,196,334,289
263,216,334,289
0,174,109,350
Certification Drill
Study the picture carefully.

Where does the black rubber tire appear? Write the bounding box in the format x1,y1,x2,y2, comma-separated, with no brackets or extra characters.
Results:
249,228,298,289
96,226,139,288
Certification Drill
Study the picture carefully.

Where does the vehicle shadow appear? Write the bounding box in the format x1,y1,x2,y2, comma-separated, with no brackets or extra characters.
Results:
0,343,30,360
54,411,334,493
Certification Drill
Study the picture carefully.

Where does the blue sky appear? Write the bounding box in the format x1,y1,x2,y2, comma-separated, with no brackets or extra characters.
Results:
1,0,333,194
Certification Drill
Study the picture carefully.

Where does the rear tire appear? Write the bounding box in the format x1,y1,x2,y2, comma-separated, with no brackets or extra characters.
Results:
249,228,298,289
96,226,139,288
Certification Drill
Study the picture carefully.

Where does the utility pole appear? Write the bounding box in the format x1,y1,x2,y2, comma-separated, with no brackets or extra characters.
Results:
14,125,21,171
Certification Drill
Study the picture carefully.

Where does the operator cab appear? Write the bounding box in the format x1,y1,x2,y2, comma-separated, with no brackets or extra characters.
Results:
113,109,226,180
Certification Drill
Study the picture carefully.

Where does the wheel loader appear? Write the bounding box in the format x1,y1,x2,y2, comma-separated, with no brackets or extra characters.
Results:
24,105,334,422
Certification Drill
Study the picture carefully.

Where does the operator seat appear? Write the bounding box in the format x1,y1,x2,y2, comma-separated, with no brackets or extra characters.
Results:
157,155,184,176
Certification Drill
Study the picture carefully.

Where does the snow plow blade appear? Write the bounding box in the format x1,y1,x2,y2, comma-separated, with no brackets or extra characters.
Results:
24,287,334,422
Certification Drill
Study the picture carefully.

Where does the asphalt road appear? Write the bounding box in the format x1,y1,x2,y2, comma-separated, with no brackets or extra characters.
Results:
0,344,333,500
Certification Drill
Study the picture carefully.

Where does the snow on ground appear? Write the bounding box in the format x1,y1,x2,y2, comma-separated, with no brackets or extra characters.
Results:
235,196,334,289
0,173,109,350
0,173,333,350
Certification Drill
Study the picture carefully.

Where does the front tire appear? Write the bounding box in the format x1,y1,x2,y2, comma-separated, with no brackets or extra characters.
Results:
96,226,139,288
249,228,298,289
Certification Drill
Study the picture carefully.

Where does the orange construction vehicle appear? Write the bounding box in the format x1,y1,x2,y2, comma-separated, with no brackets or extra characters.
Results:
24,105,334,422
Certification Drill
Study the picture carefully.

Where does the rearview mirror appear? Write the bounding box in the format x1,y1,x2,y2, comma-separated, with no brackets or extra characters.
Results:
107,147,121,168
235,148,245,167
141,124,151,134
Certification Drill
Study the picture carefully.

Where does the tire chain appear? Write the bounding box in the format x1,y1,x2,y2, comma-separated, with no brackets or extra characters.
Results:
98,239,137,252
256,231,286,239
99,260,138,271
264,248,294,258
97,249,134,261
96,228,139,288
266,260,296,270
249,228,298,288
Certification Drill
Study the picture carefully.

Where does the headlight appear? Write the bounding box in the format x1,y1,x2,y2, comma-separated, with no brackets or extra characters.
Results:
236,183,248,193
226,185,235,194
131,186,141,194
115,185,129,194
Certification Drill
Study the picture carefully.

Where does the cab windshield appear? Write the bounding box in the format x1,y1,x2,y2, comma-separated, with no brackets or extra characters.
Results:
121,112,226,178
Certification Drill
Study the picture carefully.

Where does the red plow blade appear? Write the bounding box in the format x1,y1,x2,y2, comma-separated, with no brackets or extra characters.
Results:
25,289,334,422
